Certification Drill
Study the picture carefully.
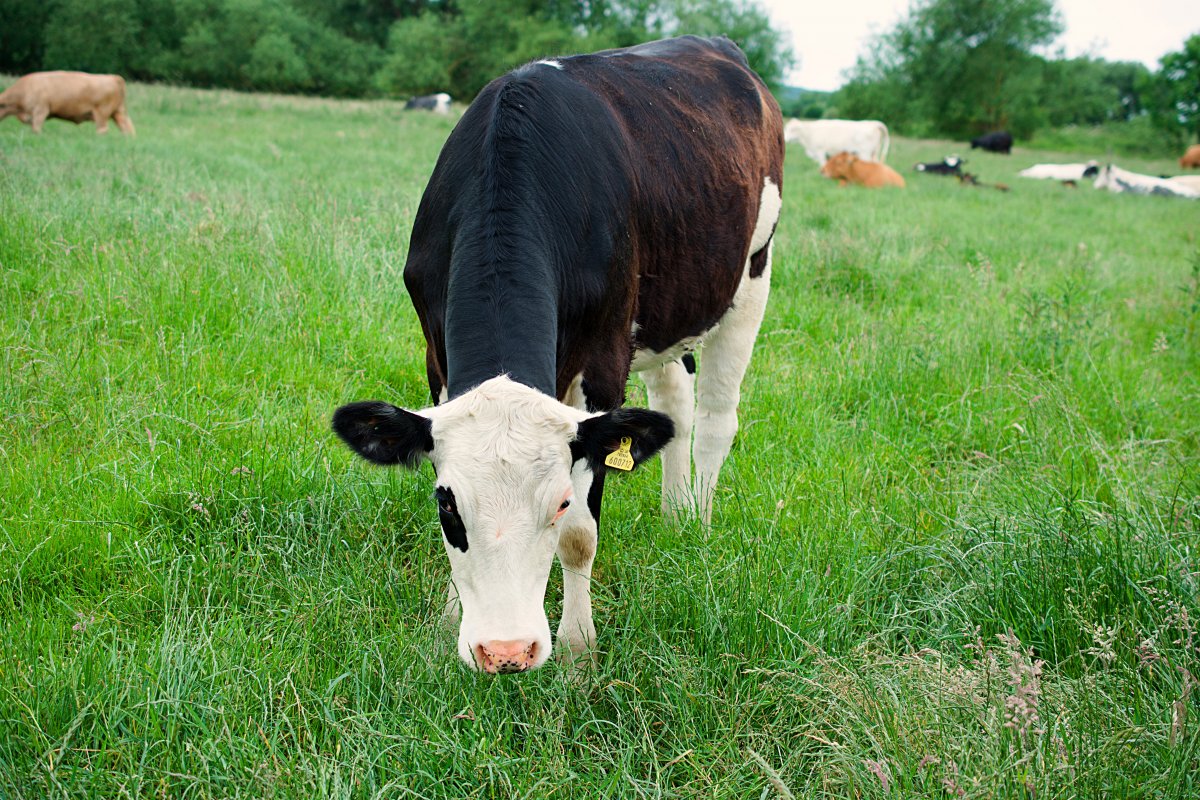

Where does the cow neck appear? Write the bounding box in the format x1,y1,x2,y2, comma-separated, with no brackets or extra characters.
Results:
444,79,559,400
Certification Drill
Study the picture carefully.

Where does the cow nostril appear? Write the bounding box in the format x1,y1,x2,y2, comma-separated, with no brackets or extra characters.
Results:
476,639,539,674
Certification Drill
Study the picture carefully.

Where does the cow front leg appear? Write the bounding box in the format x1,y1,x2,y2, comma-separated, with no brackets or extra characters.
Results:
556,518,597,666
93,112,111,134
641,356,695,519
693,242,772,524
556,464,603,666
30,106,48,134
114,107,135,136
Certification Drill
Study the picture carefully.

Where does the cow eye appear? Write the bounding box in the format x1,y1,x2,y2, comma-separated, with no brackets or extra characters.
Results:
558,499,571,511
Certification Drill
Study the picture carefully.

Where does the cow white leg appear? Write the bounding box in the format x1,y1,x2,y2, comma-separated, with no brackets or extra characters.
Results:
693,243,772,524
556,514,597,666
641,358,695,517
555,461,600,666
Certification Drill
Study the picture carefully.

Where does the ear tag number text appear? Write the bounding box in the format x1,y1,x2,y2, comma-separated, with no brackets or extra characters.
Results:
605,437,635,471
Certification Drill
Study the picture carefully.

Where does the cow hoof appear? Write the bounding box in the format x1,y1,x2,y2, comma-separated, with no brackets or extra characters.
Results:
661,499,697,525
556,641,598,681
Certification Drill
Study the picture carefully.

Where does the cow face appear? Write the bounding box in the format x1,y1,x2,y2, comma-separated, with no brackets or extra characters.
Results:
820,151,856,181
332,376,672,672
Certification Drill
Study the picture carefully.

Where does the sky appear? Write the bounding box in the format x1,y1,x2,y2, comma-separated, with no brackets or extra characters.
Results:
761,0,1200,91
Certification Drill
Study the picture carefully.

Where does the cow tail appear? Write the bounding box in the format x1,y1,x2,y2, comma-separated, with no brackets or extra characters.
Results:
879,124,890,163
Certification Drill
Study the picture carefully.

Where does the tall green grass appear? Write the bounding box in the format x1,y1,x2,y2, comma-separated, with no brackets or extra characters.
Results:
1,82,1197,798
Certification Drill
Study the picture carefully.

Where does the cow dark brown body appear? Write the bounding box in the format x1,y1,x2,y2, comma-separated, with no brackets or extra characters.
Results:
0,71,135,135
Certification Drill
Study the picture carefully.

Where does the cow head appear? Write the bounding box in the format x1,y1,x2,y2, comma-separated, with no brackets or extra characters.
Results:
820,151,856,180
332,376,673,672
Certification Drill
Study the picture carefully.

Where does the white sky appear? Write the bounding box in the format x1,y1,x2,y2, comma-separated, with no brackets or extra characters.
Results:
762,0,1200,91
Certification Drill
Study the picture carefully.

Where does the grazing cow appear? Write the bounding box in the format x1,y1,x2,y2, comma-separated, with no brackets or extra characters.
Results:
332,36,784,673
969,131,1012,154
0,71,134,135
1018,161,1099,181
405,93,452,114
914,156,964,175
820,151,905,188
1180,145,1200,169
785,118,890,164
1093,164,1200,199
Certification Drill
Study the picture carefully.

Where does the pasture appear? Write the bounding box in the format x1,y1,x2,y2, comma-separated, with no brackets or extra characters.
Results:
1,81,1198,798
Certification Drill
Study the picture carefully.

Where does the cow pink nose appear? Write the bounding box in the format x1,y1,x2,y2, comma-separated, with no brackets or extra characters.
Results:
475,640,538,674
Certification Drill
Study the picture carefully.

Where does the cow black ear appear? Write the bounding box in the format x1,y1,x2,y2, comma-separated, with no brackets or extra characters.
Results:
332,401,433,468
572,408,674,470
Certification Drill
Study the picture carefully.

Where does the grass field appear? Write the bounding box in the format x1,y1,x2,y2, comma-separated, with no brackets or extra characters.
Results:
1,80,1198,798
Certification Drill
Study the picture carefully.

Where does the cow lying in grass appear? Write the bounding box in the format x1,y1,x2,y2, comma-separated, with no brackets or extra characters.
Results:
1018,162,1099,181
914,156,963,176
820,151,905,188
1093,164,1200,199
0,71,135,135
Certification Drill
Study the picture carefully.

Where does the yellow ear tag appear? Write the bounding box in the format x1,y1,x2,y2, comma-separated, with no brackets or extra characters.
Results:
604,437,635,471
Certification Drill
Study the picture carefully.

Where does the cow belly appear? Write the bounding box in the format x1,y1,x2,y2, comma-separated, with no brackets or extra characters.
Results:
630,176,780,374
631,330,713,373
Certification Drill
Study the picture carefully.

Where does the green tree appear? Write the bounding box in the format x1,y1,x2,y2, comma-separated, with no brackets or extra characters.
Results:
374,11,456,96
1148,34,1200,143
839,0,1063,138
0,0,52,74
42,0,142,75
670,0,795,92
247,31,311,92
1039,56,1150,127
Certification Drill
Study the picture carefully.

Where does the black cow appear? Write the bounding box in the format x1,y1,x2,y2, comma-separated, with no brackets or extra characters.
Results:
970,131,1013,154
332,36,785,673
914,156,963,175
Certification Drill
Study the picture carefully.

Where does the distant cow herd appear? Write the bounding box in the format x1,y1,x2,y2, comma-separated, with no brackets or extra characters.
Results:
782,117,1198,199
0,71,452,135
5,70,1197,202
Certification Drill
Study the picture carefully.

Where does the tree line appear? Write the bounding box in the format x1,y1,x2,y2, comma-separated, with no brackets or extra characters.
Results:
0,0,794,100
831,0,1200,152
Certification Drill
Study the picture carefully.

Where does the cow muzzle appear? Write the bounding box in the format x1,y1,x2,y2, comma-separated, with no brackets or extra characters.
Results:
474,639,539,674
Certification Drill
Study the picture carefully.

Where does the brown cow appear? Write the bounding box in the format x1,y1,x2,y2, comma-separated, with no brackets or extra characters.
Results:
820,151,905,188
0,71,135,135
1180,144,1200,169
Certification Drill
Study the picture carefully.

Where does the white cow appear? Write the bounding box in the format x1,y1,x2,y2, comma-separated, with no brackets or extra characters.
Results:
1018,161,1099,181
1093,164,1200,199
785,118,890,165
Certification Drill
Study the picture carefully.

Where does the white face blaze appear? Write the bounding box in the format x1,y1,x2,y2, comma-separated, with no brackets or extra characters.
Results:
332,375,674,673
422,378,593,670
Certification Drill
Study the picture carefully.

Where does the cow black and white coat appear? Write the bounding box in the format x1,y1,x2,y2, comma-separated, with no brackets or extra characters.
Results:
1093,164,1200,199
404,92,451,113
333,36,785,673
